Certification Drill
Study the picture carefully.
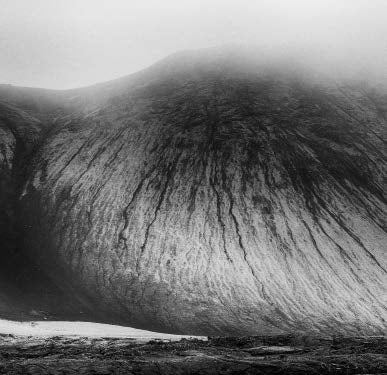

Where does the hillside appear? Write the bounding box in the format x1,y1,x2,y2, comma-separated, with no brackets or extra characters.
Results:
0,47,386,335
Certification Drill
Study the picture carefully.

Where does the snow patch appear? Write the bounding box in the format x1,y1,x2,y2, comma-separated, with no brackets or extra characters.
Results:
0,319,207,340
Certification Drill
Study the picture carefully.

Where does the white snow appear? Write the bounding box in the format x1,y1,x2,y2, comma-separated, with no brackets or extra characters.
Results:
0,319,207,340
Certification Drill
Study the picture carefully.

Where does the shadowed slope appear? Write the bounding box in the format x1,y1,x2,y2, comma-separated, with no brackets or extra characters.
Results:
0,99,98,321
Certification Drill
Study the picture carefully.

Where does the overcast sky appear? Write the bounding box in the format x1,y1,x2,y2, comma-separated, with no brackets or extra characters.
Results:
1,0,387,89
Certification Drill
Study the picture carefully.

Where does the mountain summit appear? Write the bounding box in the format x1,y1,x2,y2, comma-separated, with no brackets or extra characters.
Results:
0,47,386,335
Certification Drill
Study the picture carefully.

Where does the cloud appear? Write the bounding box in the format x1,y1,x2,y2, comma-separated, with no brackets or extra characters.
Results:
0,0,386,88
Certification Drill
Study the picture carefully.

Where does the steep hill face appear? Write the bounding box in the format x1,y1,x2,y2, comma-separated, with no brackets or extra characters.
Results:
0,95,97,320
1,49,387,335
0,102,50,311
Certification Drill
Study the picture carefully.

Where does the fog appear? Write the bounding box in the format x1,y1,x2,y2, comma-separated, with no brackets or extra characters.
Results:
0,0,386,89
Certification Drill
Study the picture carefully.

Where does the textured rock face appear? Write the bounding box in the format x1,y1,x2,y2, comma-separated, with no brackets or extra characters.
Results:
0,93,96,320
0,103,43,313
1,50,387,335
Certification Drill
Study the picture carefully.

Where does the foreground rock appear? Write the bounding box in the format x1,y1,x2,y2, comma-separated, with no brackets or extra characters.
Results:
0,47,386,335
0,334,386,374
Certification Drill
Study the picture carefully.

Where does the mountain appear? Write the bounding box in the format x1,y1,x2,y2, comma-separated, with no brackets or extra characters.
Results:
0,47,386,335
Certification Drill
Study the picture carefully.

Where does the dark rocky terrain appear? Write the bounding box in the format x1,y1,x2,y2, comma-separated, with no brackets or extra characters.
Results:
0,334,386,374
0,47,386,336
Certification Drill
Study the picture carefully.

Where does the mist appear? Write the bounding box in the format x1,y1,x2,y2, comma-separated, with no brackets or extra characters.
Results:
1,0,387,89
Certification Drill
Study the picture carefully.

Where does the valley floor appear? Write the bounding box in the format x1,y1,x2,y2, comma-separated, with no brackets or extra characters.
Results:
0,330,385,374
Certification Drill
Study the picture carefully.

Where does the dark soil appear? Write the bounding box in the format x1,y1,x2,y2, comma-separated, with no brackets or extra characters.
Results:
0,334,386,374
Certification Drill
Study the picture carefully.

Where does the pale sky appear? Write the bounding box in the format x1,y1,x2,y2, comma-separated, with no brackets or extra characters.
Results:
1,0,387,89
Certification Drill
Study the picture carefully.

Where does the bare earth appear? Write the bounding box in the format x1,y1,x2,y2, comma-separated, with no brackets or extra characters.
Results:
0,334,386,374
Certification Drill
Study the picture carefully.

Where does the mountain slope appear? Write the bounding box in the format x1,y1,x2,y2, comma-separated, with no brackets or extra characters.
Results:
1,48,386,335
0,96,98,321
